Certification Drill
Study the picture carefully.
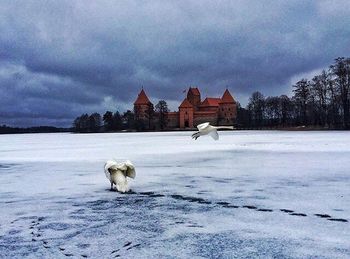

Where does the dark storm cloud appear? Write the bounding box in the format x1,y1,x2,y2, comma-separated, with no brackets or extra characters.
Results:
1,0,350,127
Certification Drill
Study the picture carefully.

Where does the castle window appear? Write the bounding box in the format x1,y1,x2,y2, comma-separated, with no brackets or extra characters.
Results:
185,111,187,115
222,108,224,111
228,108,230,111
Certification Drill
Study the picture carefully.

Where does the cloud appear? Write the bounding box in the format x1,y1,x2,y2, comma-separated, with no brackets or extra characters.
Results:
1,0,350,126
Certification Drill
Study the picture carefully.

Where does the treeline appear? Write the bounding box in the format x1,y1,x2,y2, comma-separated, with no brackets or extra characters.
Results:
0,125,71,134
72,100,170,133
73,111,134,133
237,57,350,129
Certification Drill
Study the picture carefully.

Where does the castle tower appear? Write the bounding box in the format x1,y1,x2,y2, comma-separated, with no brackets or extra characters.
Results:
218,89,237,125
179,98,194,128
187,87,201,109
134,89,154,129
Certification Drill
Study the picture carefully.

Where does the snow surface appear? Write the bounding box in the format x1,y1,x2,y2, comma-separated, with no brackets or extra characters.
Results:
0,131,349,258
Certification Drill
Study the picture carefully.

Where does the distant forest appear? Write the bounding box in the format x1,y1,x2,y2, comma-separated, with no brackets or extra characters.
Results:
72,101,168,133
238,57,350,130
72,57,350,132
2,57,350,134
0,125,70,134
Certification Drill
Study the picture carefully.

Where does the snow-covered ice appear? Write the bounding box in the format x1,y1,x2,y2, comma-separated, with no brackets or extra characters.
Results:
0,131,349,258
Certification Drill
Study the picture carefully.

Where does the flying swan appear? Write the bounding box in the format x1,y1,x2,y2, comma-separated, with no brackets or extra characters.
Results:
192,122,234,140
104,160,136,193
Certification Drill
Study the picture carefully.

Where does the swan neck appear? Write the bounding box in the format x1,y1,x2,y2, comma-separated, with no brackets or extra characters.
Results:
214,126,233,130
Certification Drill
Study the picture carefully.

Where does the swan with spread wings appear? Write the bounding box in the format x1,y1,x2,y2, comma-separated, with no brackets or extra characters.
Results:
192,122,234,140
104,160,136,193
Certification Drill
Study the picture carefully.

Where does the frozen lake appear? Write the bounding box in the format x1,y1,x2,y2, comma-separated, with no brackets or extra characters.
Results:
0,131,349,258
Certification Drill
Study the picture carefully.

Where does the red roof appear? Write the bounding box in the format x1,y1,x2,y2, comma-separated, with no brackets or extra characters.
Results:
188,87,200,96
134,89,151,105
179,98,194,108
220,89,235,103
200,98,221,107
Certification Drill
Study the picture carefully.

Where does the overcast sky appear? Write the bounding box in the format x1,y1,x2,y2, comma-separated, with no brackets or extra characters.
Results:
1,0,350,127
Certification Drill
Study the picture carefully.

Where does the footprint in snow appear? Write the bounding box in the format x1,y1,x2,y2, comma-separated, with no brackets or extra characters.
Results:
110,241,142,257
280,209,294,213
257,208,273,212
242,205,257,209
327,218,348,222
290,213,307,217
315,213,331,218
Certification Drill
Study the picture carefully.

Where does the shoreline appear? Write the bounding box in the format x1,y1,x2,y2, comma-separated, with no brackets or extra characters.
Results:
1,126,349,135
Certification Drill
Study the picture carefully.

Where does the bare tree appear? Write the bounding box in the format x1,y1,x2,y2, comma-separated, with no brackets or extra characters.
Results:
311,71,328,126
155,100,169,130
247,91,265,127
89,113,101,132
265,96,281,126
293,79,310,125
331,57,350,128
122,110,135,130
147,103,155,130
103,111,113,131
279,95,294,126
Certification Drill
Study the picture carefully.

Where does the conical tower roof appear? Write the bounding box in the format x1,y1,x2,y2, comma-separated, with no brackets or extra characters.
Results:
188,87,200,96
179,98,194,108
220,89,235,103
134,89,151,105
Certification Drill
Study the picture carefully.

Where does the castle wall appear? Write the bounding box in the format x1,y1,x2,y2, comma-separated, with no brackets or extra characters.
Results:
167,112,179,128
198,106,218,112
193,112,218,126
134,103,153,130
134,104,150,120
179,108,194,128
218,103,237,125
187,90,201,108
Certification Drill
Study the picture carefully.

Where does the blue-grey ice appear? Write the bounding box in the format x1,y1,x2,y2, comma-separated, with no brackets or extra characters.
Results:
0,131,349,258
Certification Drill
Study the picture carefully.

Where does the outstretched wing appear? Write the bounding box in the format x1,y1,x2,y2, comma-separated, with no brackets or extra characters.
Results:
197,122,210,131
105,160,136,179
104,160,117,180
209,130,219,140
112,160,136,179
124,160,136,179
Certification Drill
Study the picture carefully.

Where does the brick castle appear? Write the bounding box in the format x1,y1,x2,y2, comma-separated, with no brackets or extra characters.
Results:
133,87,237,129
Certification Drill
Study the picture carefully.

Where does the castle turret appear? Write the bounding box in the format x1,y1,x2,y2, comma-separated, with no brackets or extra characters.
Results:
179,98,194,128
218,89,237,125
134,89,154,129
187,87,201,109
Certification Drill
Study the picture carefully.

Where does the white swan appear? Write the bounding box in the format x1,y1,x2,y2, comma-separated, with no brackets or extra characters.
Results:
191,122,234,140
104,160,136,193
